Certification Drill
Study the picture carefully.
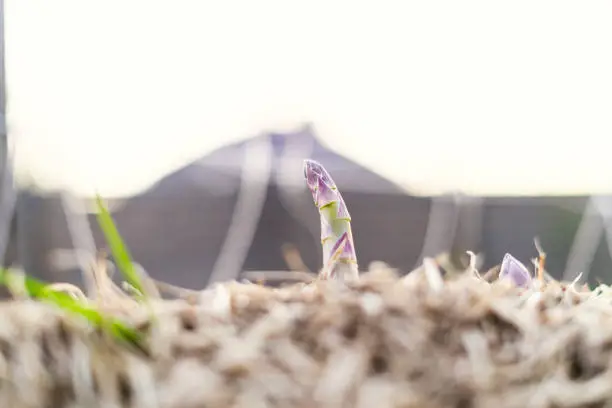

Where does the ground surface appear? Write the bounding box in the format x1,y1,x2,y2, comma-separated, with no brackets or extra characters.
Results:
1,268,611,408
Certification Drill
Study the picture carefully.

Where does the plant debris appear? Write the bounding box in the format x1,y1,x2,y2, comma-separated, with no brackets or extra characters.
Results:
1,265,612,407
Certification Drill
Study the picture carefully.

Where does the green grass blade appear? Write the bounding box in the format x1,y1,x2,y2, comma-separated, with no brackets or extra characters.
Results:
94,195,146,299
0,268,147,353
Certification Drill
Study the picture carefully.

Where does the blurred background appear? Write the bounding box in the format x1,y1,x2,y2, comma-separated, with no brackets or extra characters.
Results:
1,1,611,290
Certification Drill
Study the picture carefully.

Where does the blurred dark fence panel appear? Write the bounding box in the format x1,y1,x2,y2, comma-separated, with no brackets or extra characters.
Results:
3,127,612,291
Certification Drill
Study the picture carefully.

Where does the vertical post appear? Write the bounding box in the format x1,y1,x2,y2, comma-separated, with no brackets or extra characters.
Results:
564,196,612,284
0,0,5,142
450,195,484,268
0,0,14,267
416,194,460,267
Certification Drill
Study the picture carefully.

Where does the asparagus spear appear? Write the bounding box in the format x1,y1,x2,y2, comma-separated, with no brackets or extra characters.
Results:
303,160,359,280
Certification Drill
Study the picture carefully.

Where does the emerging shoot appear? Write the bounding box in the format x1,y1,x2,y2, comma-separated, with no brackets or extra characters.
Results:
499,253,532,288
303,160,358,281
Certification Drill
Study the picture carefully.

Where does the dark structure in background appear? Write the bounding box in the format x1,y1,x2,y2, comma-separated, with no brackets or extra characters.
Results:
12,127,431,289
0,0,18,298
0,0,7,263
5,126,612,291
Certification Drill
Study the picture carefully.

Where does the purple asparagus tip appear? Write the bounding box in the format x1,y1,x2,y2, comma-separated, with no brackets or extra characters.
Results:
304,160,334,203
499,253,532,287
303,159,359,280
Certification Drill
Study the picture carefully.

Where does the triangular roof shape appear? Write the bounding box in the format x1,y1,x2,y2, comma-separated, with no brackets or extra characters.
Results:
107,125,428,288
138,124,406,198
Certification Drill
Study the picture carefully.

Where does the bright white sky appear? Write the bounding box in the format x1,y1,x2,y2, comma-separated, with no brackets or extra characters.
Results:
4,0,612,197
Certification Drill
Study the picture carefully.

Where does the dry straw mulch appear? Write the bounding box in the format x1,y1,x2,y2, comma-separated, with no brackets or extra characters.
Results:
1,267,612,408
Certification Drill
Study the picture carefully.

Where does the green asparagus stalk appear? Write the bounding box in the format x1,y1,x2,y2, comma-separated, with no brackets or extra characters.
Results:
303,160,359,280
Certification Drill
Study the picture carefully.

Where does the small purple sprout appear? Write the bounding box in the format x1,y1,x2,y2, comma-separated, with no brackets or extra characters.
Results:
499,253,532,287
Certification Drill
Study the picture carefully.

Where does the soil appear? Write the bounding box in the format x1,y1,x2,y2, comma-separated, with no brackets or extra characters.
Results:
0,267,611,408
